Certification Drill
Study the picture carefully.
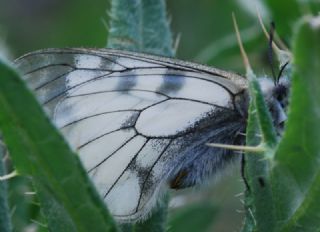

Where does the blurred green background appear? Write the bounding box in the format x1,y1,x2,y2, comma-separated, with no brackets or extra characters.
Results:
0,0,316,231
0,0,275,71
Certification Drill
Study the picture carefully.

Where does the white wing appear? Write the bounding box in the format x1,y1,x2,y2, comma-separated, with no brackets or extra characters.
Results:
15,48,247,222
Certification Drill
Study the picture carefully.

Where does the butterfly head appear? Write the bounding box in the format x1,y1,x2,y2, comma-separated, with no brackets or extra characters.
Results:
259,75,290,134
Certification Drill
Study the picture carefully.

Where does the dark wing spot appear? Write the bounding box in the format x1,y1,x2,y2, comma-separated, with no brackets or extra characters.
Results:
121,111,140,127
116,75,137,92
157,75,185,95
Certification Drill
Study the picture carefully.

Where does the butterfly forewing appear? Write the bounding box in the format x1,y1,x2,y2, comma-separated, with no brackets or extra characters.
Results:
15,48,247,222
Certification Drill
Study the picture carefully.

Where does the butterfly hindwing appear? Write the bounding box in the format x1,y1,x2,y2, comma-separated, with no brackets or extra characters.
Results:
15,48,247,222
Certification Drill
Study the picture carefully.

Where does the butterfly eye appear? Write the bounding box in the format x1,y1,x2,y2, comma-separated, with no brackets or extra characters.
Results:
274,84,288,109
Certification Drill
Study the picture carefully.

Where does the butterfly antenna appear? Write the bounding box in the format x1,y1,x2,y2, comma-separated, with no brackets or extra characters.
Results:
268,22,278,85
257,6,292,71
256,6,288,52
277,61,289,83
232,13,252,75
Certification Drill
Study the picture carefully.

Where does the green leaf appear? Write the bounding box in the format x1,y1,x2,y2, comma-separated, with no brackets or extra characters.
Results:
0,141,12,232
243,15,320,232
34,181,76,232
242,98,276,232
0,59,118,231
248,71,278,149
107,0,174,57
8,176,40,231
168,202,217,232
242,58,279,232
272,16,320,232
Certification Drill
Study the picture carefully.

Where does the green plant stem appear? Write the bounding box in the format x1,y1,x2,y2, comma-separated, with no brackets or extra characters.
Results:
0,139,12,232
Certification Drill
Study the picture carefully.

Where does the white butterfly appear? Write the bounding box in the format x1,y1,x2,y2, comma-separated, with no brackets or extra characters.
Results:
15,48,289,222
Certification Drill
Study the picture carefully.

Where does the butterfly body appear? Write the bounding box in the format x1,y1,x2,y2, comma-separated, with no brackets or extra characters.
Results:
15,48,288,222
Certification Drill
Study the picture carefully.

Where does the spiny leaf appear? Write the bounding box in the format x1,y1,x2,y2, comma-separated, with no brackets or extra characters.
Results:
0,59,118,232
272,16,320,232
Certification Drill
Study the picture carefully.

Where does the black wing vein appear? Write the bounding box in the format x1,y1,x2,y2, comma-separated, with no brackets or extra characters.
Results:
103,139,150,198
134,139,173,214
61,110,141,129
78,126,133,150
87,134,138,173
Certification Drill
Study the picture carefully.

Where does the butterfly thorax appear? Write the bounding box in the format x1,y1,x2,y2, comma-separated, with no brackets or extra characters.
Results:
169,76,290,189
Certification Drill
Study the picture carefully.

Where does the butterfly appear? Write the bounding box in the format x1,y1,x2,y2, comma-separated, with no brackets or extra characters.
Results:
14,48,289,222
